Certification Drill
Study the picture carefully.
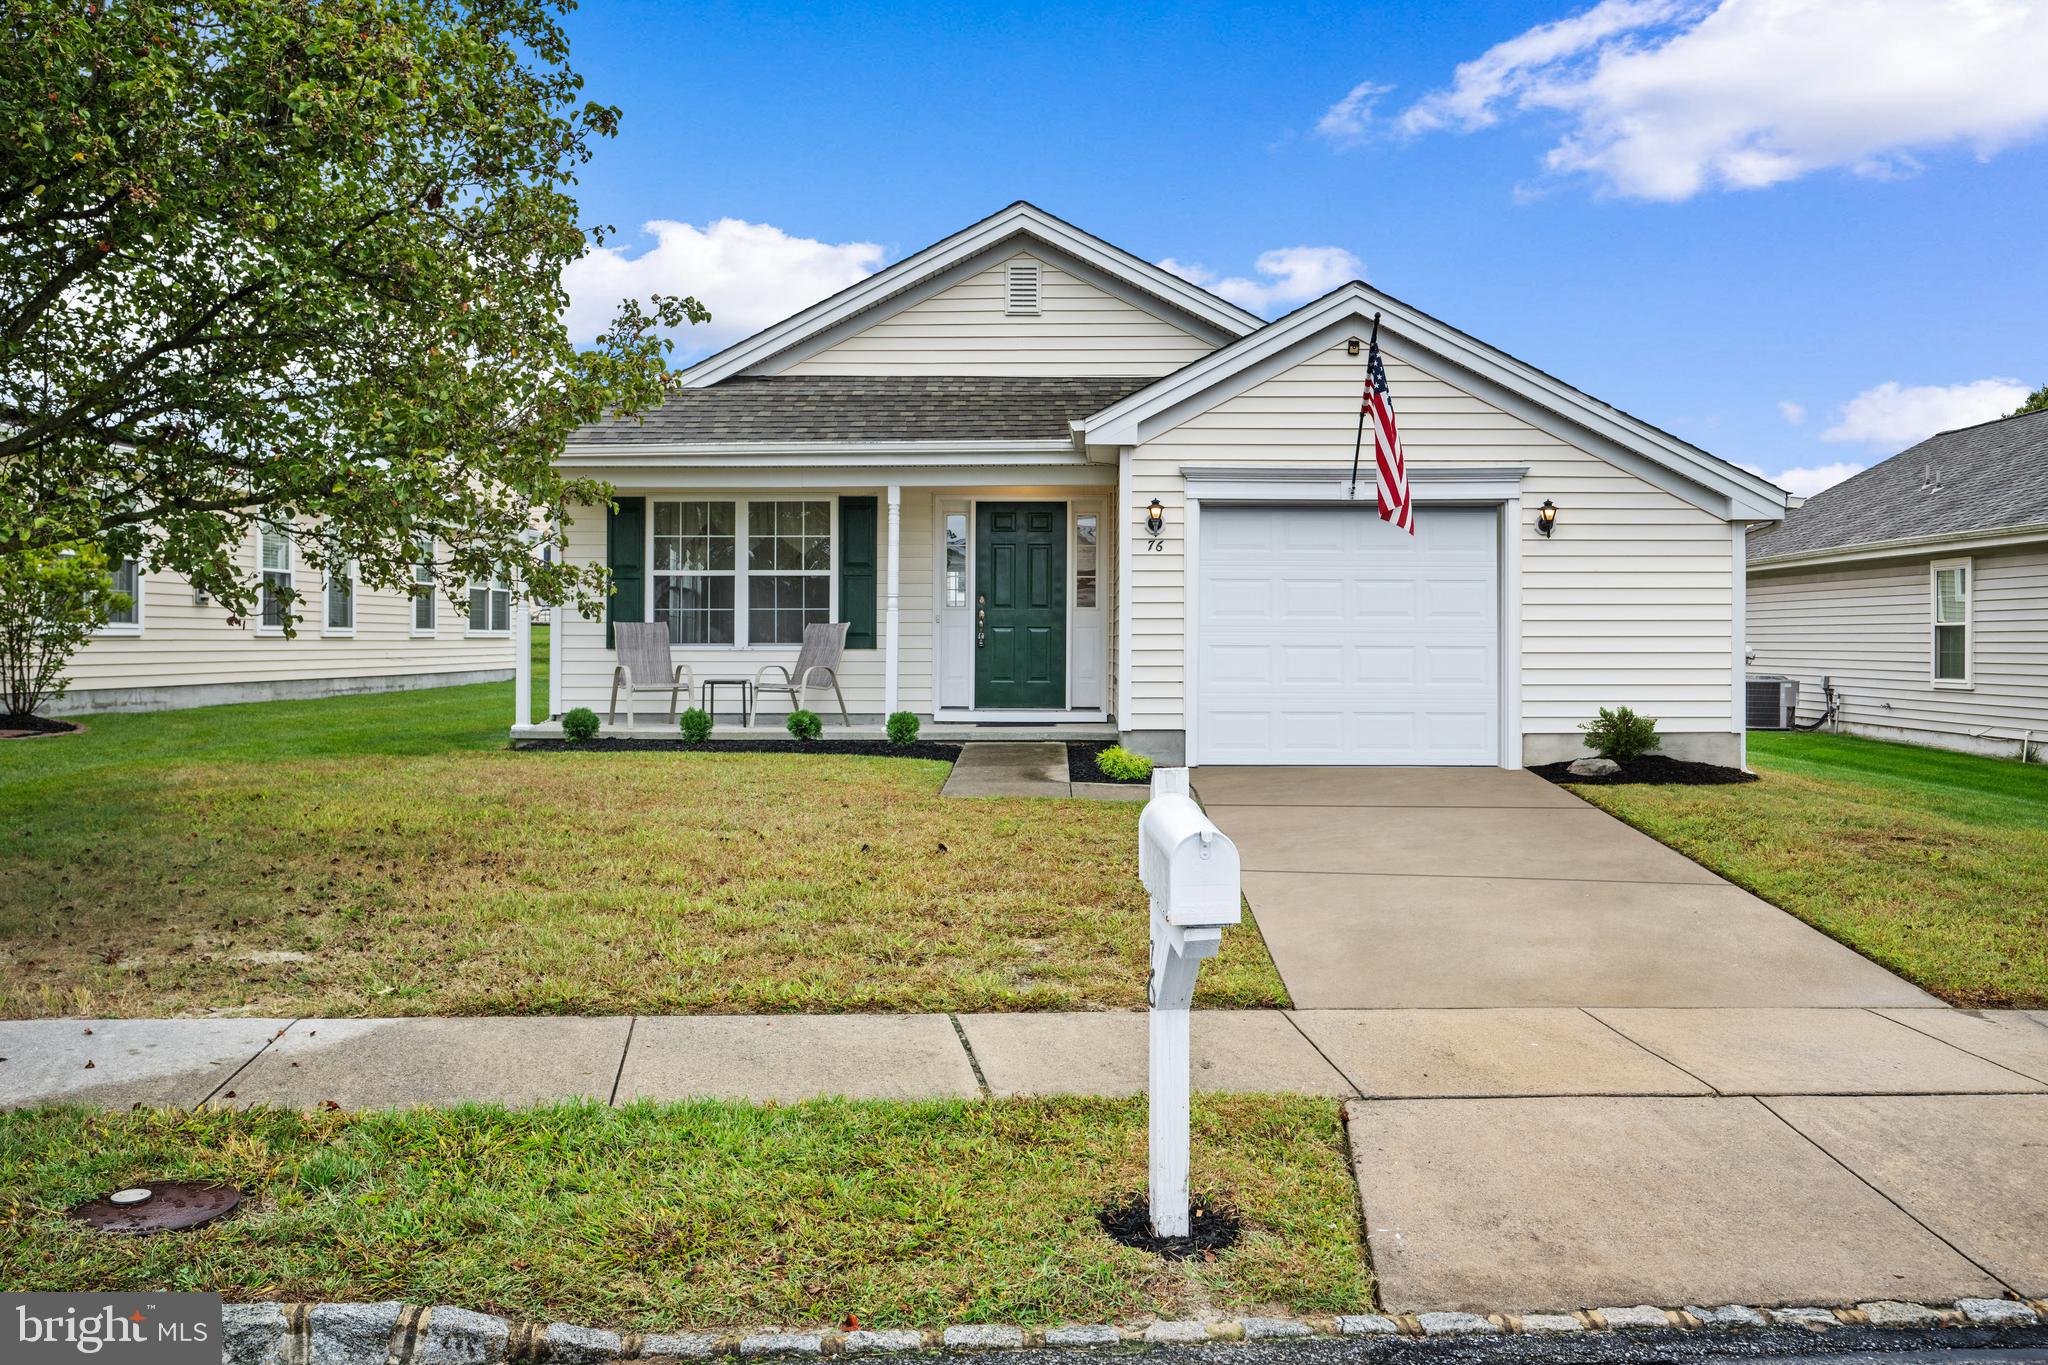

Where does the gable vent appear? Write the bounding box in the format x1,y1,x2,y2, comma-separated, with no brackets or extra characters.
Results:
1004,260,1041,315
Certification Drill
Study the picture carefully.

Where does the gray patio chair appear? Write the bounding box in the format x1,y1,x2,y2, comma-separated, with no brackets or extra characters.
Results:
753,621,850,726
609,621,694,726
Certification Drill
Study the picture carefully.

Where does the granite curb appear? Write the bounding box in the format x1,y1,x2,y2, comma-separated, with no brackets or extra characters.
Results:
219,1297,2048,1362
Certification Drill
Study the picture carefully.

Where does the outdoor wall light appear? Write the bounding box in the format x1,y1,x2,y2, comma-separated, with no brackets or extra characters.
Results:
1146,499,1165,536
1536,499,1559,537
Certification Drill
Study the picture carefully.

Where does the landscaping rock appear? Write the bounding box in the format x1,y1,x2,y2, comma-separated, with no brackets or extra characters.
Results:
1416,1313,1498,1337
842,1331,925,1355
1685,1305,1769,1330
1141,1321,1211,1344
1518,1315,1582,1335
1857,1301,1942,1327
1596,1305,1670,1330
1770,1307,1840,1330
220,1303,289,1365
941,1326,1024,1350
309,1302,403,1365
1336,1316,1400,1337
1957,1299,2041,1327
416,1308,512,1365
1043,1326,1122,1347
738,1334,823,1357
546,1323,626,1362
1567,757,1621,777
639,1335,720,1360
1240,1317,1310,1340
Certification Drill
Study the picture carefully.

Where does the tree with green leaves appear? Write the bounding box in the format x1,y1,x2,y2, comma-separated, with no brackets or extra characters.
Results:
1,0,702,635
2009,383,2048,418
0,544,126,718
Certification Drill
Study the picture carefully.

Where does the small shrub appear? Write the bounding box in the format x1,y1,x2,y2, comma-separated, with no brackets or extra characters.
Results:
561,707,600,742
1094,744,1154,782
678,707,713,744
1579,705,1661,764
786,708,823,742
885,710,920,745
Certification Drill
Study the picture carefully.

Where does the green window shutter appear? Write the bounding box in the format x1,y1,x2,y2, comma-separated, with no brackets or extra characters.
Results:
839,496,877,650
605,496,645,650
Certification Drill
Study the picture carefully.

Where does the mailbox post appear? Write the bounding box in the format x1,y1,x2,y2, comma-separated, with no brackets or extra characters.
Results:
1137,766,1241,1237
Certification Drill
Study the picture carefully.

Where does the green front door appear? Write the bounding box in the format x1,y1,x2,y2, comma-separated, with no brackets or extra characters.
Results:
975,502,1066,709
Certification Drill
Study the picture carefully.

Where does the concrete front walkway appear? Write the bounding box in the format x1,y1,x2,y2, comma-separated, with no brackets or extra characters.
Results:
940,742,1145,800
1185,765,2048,1311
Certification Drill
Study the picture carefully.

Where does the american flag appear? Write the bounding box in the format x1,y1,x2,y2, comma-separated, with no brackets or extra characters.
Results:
1364,335,1413,533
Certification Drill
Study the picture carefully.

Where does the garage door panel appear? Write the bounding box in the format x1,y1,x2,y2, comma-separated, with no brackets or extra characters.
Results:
1196,505,1500,766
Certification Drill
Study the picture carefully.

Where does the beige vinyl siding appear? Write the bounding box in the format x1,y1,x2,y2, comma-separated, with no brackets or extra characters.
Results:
780,252,1217,377
1126,342,1739,749
556,491,937,719
1747,544,2048,757
63,535,511,708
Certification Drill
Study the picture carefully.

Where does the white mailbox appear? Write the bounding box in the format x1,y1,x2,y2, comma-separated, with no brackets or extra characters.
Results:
1138,766,1241,1240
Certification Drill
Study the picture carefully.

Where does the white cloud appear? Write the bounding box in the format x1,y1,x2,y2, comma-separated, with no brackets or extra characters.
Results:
1316,81,1394,144
1771,462,1867,496
1159,246,1364,315
1777,400,1805,426
562,218,885,353
1821,377,2029,446
1387,0,2048,200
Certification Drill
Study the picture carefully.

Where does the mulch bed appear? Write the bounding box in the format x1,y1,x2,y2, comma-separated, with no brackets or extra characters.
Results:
1532,752,1758,786
1067,740,1149,785
517,737,962,762
1096,1192,1242,1261
0,715,82,739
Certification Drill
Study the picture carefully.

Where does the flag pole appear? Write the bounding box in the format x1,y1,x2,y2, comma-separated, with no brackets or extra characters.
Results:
1348,312,1382,499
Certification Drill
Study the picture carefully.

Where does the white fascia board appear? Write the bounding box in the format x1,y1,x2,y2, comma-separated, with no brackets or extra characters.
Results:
561,462,1112,491
1748,522,2048,573
676,203,1260,388
1083,282,1789,524
559,438,1079,464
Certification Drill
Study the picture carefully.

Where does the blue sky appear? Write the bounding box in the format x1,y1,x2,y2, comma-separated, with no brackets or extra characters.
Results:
558,0,2048,495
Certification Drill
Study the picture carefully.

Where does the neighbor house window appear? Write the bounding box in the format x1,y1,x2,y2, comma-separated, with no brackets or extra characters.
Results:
1932,558,1971,685
944,513,967,608
652,500,736,644
412,542,436,634
469,570,511,635
99,556,142,634
1075,513,1098,608
747,500,831,645
325,561,355,635
258,524,292,632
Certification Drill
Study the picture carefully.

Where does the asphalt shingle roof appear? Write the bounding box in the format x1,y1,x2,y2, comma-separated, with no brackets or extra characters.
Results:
569,375,1156,446
1749,408,2048,560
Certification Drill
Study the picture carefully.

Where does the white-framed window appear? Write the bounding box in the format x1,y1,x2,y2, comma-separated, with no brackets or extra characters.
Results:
1075,513,1099,609
943,512,968,608
468,570,511,635
325,560,355,636
257,524,292,633
645,498,832,647
96,555,143,635
1932,557,1972,687
747,499,831,645
412,541,436,636
653,499,736,644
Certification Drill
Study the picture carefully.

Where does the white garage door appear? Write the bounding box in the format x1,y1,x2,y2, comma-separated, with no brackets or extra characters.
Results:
1195,504,1500,765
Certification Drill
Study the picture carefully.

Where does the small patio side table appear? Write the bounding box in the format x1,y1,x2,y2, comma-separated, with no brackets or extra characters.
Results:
701,678,753,727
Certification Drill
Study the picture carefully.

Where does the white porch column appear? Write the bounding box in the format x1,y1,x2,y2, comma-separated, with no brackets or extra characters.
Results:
513,590,533,729
884,484,902,715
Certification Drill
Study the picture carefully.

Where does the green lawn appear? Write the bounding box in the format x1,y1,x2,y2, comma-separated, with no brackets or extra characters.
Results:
1571,731,2048,1007
0,1095,1370,1327
0,636,1287,1017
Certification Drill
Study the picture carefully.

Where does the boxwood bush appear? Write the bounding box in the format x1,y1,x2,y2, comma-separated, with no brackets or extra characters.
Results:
1579,705,1661,763
885,710,921,745
786,708,823,742
561,707,600,742
678,707,713,744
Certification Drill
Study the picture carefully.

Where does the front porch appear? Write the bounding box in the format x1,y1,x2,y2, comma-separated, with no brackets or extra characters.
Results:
508,717,1118,742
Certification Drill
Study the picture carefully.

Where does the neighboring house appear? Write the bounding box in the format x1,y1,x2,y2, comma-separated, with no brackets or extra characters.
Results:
56,524,515,715
1747,408,2048,761
535,203,1785,767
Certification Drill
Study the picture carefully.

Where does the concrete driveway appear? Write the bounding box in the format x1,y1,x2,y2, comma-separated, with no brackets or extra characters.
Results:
1192,766,1933,1009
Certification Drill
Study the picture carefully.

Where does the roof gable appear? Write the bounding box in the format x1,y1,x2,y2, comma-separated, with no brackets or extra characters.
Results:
678,203,1261,388
1749,408,2048,563
1080,282,1787,522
